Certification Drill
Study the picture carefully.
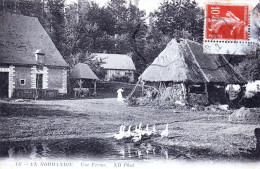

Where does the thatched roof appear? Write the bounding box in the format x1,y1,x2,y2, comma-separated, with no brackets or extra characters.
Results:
92,53,136,70
139,39,246,84
70,63,99,80
0,13,68,67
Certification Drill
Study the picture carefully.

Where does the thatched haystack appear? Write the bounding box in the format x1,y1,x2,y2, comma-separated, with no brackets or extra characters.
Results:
139,39,246,106
229,107,260,123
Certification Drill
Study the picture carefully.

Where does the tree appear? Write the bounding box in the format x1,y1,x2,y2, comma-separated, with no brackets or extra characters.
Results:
153,0,203,42
46,0,66,55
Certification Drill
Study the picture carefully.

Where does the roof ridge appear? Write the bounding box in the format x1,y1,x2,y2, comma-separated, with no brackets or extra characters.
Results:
186,41,209,82
220,55,246,83
1,12,38,20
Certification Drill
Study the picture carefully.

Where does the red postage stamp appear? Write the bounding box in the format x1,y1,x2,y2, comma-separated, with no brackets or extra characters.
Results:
205,4,249,40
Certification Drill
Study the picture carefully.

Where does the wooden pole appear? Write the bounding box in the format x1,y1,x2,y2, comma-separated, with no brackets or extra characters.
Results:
128,79,141,99
79,79,82,98
141,81,145,97
94,80,97,97
181,83,186,100
186,83,190,103
205,83,208,105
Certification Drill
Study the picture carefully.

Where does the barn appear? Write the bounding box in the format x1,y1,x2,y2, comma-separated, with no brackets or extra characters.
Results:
139,39,247,105
0,13,69,99
92,53,136,82
70,63,99,98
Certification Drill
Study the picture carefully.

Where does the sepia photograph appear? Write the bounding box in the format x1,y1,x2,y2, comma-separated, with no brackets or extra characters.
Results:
0,0,259,168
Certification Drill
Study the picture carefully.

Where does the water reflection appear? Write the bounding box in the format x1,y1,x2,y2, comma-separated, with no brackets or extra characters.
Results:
1,138,172,160
0,137,249,161
114,142,170,160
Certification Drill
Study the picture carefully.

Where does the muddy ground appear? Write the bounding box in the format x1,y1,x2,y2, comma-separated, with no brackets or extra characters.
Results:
0,98,259,161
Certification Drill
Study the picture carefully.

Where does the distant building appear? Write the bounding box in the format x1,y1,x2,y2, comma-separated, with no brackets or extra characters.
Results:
0,13,69,99
70,63,99,97
92,53,136,82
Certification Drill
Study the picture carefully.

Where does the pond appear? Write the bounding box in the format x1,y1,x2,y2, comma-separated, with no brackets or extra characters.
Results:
0,137,256,161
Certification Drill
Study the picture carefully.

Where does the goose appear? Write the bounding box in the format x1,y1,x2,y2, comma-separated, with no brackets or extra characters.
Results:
114,125,125,140
152,124,156,134
138,123,142,131
122,125,126,133
151,124,160,137
124,125,132,138
160,123,169,138
134,125,138,133
132,123,142,136
141,124,147,136
114,125,123,137
144,124,152,136
131,125,138,136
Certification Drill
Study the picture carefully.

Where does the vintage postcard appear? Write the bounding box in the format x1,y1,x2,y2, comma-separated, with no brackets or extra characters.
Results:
0,0,260,169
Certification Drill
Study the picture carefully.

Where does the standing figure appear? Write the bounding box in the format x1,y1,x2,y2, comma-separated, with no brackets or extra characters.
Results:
117,88,124,101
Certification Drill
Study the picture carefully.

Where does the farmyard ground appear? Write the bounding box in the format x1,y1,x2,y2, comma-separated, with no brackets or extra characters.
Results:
0,98,258,161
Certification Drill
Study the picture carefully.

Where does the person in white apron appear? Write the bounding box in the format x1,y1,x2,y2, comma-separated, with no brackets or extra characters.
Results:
117,88,124,101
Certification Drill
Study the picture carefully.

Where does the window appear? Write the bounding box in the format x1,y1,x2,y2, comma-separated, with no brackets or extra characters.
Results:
125,71,132,76
20,79,26,85
189,84,205,94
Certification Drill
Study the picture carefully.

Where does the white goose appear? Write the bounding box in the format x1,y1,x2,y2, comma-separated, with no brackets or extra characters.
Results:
160,123,169,138
124,125,132,138
138,123,142,131
144,124,152,136
114,125,123,136
113,125,122,137
114,125,125,140
132,123,142,136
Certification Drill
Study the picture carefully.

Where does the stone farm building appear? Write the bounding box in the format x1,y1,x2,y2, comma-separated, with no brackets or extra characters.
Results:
92,53,136,82
0,13,69,99
139,39,247,105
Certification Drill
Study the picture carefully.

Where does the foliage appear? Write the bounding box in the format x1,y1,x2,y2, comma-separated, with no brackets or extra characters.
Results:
233,55,260,81
153,0,203,42
1,0,259,81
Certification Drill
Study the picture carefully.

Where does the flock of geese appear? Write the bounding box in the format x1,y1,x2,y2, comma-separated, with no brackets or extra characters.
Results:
113,123,169,142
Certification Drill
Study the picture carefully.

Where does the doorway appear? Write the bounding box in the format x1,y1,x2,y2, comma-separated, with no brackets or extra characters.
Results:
36,74,43,89
0,72,9,98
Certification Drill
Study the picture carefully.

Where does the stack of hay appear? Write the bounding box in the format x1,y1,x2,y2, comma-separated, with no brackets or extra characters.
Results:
229,107,260,123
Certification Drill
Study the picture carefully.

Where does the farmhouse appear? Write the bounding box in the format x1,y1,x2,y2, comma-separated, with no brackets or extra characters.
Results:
92,53,136,82
139,39,247,105
0,13,69,99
